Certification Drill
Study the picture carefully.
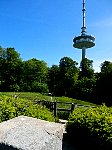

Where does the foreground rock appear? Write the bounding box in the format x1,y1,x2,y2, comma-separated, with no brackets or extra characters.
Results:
0,116,64,150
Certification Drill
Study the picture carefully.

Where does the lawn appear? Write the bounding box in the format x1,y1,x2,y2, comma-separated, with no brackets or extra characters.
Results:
0,92,97,119
0,92,96,106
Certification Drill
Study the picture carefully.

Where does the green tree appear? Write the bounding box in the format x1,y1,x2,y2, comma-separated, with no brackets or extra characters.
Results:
47,57,79,97
21,58,48,92
80,58,94,79
74,77,96,101
47,65,60,95
96,61,112,105
73,58,96,101
58,57,79,96
0,47,22,91
100,61,112,74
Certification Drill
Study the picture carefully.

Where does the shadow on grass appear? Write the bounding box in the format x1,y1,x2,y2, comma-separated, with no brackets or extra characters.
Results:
0,143,19,150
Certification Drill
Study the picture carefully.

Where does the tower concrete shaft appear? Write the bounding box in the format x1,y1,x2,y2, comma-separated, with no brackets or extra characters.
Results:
82,48,86,60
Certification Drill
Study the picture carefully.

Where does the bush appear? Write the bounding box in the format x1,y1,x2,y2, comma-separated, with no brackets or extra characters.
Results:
0,96,55,122
66,105,112,150
31,82,49,94
57,111,70,120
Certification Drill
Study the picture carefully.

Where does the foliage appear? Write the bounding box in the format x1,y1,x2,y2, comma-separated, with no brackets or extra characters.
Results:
21,58,48,92
0,92,96,120
47,65,60,95
1,46,112,105
66,105,112,150
0,92,96,106
0,47,22,91
0,95,55,122
57,111,70,120
80,58,94,78
58,57,79,96
31,82,49,93
47,57,79,97
0,47,48,93
100,61,112,73
74,76,96,101
95,61,112,105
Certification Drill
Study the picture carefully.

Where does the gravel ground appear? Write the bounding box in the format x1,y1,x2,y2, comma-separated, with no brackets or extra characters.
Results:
59,119,76,150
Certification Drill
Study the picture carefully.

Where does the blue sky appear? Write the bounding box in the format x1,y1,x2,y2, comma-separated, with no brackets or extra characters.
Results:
0,0,112,72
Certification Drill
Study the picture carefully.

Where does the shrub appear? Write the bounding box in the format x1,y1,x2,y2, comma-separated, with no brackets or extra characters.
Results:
31,82,49,94
10,84,20,92
57,111,70,120
0,96,55,122
66,105,112,150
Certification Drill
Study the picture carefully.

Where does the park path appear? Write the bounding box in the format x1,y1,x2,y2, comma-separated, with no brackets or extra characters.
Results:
59,119,76,150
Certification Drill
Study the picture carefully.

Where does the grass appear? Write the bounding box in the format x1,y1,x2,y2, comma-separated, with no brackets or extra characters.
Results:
0,92,96,105
0,92,97,119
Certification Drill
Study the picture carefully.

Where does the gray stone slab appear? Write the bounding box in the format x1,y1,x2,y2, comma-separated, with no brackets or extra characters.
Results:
0,116,64,150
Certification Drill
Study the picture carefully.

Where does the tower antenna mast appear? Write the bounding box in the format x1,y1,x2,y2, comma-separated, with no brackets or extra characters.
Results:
73,0,95,61
82,0,86,35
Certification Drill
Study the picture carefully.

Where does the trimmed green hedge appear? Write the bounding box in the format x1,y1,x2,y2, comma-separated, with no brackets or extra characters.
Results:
66,105,112,150
0,96,55,122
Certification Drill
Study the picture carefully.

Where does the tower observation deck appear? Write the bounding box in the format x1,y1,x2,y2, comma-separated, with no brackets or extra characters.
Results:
73,0,95,60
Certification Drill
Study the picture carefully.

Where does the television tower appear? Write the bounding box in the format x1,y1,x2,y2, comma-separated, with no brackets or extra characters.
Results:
73,0,95,60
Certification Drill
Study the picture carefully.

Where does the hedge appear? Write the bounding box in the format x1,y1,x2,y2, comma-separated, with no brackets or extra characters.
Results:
66,105,112,150
0,96,55,122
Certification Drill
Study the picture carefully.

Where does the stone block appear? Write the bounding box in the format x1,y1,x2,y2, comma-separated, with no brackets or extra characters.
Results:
0,116,64,150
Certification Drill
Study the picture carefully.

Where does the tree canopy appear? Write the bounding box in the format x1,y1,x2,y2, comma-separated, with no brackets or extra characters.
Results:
0,46,112,106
